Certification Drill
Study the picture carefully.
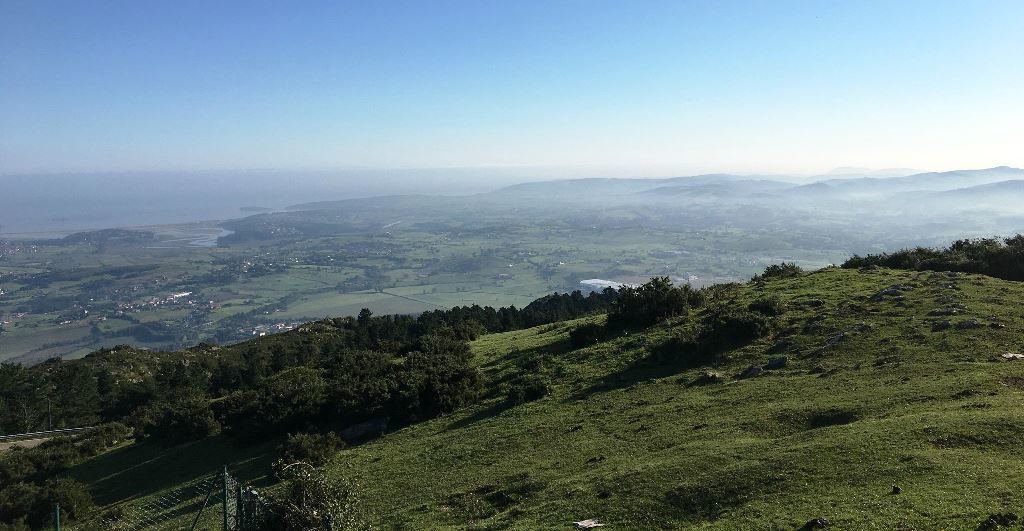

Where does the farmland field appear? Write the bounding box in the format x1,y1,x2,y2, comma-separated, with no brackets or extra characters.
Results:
0,214,847,363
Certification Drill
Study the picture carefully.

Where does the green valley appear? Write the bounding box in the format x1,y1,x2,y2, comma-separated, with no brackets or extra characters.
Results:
3,256,1023,529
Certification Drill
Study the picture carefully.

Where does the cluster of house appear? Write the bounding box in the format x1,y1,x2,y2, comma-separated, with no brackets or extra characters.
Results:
246,322,301,337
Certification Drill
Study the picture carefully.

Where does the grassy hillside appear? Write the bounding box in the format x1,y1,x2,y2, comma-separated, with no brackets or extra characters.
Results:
320,267,1024,529
44,266,1024,529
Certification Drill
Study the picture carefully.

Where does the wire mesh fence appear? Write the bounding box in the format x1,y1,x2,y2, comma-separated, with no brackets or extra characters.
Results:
68,467,268,531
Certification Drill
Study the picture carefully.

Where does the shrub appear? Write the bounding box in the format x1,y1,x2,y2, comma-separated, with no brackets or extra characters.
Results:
392,341,483,421
699,308,771,350
842,235,1024,281
257,467,367,531
0,479,93,529
138,398,220,444
78,422,131,455
258,367,328,430
606,277,704,330
0,450,37,485
569,323,604,348
0,519,30,531
40,479,94,525
754,262,803,281
748,296,786,316
0,483,40,526
219,368,328,439
505,375,549,406
654,308,772,367
28,438,80,475
278,432,346,467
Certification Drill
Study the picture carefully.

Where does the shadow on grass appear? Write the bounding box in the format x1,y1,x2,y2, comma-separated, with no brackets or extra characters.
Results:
69,434,279,506
445,401,515,431
479,337,574,395
570,330,760,400
571,354,693,400
448,337,577,430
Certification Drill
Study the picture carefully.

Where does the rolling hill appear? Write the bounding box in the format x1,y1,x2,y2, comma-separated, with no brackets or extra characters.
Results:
44,265,1024,529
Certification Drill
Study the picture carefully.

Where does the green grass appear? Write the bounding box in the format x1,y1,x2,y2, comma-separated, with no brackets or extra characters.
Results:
53,267,1024,528
1,221,846,362
319,267,1024,529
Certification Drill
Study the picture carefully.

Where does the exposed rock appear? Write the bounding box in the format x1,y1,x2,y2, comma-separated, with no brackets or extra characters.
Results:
765,356,788,370
871,284,912,301
928,307,962,316
739,366,764,379
931,320,951,332
825,333,845,346
890,484,902,495
692,370,723,385
954,319,982,330
1001,353,1024,361
977,512,1018,530
574,519,606,529
799,517,831,530
768,338,796,353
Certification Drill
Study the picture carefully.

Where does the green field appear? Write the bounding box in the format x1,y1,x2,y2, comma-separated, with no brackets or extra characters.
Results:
1,221,845,364
64,267,1024,529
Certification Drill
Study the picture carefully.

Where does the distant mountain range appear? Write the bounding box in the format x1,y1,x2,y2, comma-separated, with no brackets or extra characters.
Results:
483,166,1024,209
284,166,1024,225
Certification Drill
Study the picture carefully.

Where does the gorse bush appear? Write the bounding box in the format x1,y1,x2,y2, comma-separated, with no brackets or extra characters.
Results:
0,423,129,486
136,398,220,444
655,308,772,367
278,432,346,468
699,308,772,349
753,262,803,281
606,277,704,330
569,323,604,348
843,235,1024,281
256,466,368,531
748,296,786,316
392,338,484,421
505,375,550,406
0,427,120,528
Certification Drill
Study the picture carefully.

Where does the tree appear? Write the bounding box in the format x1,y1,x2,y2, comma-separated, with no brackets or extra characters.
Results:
606,277,703,330
138,398,219,444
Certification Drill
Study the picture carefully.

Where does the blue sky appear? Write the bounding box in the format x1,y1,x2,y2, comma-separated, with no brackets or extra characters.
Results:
2,0,1022,175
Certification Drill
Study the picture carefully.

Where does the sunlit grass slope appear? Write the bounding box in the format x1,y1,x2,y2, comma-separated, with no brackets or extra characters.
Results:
330,267,1024,529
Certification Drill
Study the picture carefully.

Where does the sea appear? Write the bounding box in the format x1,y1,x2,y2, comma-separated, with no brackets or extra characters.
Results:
0,168,545,237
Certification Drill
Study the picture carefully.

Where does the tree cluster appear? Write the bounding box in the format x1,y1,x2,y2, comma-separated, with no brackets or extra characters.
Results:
0,424,127,529
606,277,704,330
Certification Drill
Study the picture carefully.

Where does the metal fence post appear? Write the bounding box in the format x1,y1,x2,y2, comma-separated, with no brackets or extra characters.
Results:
222,466,229,531
53,503,60,531
236,480,244,530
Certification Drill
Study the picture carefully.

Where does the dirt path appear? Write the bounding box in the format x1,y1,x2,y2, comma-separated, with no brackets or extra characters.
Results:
0,436,49,452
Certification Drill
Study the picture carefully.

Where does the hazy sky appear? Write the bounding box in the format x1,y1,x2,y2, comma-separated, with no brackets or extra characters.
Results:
2,0,1023,175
